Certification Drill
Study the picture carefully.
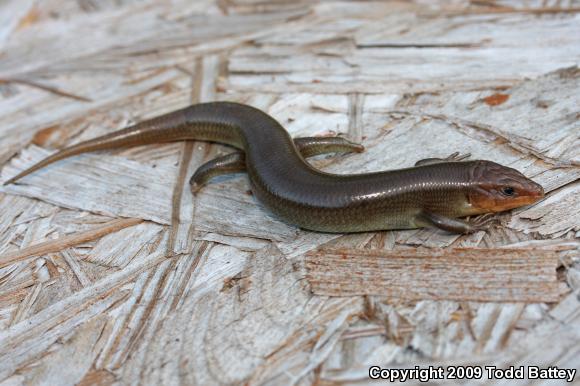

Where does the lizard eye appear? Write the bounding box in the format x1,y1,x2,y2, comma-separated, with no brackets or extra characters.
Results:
501,186,515,196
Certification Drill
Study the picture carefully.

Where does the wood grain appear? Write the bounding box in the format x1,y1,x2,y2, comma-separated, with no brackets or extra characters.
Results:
306,248,567,302
0,218,143,269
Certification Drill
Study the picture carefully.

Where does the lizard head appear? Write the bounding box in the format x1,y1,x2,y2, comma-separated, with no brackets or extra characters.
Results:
467,160,544,213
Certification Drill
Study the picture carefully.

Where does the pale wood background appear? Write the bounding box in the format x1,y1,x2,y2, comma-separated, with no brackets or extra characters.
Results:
0,1,579,385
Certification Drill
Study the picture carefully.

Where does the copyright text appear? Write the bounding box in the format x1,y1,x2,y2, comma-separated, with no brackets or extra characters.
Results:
368,365,576,382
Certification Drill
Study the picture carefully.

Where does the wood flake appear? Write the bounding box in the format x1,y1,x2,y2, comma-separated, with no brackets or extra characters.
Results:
305,248,567,302
0,218,143,269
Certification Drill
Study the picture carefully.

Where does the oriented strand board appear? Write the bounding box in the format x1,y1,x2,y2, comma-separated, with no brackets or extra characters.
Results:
0,1,578,385
305,248,567,302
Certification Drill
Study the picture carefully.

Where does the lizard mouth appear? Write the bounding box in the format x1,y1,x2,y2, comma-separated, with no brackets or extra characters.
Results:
470,189,544,212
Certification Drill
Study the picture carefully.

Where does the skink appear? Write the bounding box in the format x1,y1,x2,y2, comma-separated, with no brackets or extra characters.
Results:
3,102,544,233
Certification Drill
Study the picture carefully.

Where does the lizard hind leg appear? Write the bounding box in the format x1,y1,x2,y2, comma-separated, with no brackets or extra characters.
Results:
189,152,246,194
190,136,365,193
414,152,471,166
293,136,364,158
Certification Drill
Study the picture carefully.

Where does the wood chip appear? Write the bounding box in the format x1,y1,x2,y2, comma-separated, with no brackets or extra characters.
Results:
0,218,143,269
305,248,567,302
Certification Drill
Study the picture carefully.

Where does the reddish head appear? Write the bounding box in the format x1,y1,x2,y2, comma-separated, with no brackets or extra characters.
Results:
467,161,544,214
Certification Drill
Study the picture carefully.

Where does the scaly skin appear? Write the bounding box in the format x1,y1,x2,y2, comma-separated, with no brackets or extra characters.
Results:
3,102,545,233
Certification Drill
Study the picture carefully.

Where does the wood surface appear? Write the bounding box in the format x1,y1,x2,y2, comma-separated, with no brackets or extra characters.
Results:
305,248,567,302
0,1,578,385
